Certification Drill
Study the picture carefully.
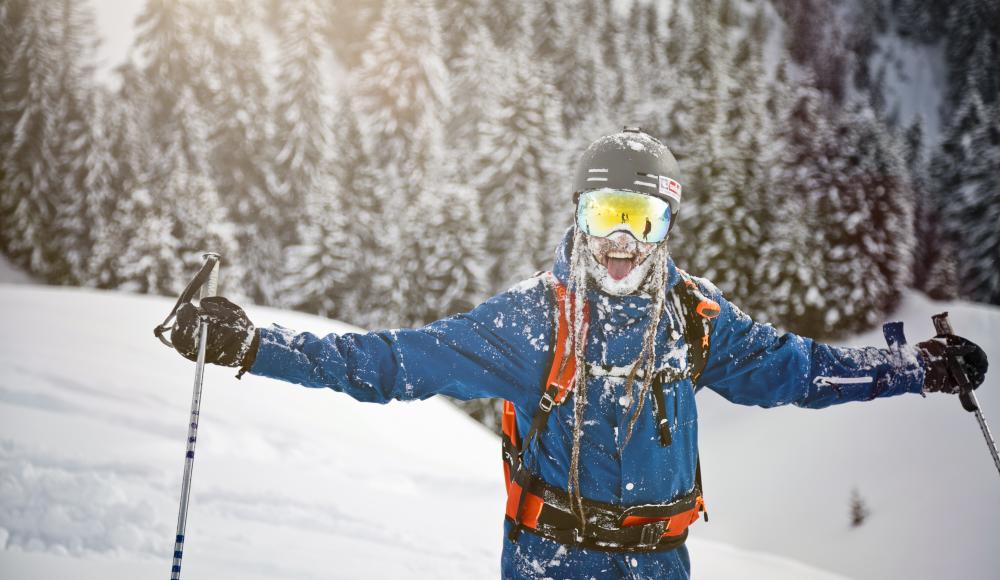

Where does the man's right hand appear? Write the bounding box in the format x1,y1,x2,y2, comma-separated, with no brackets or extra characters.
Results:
171,296,259,374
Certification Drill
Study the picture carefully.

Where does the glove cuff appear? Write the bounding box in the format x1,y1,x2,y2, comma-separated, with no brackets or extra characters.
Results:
916,342,947,394
916,345,930,391
236,328,261,379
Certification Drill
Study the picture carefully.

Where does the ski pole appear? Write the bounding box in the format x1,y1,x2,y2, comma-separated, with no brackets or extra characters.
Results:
932,312,1000,478
170,252,220,580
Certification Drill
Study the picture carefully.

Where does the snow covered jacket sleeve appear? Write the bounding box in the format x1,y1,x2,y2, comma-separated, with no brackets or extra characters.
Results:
247,281,551,404
697,281,926,408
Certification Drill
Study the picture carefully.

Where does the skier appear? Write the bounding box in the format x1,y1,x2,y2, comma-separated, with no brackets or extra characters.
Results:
167,128,988,578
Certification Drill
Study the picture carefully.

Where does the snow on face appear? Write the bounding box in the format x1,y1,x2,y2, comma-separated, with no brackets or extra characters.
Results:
584,231,659,296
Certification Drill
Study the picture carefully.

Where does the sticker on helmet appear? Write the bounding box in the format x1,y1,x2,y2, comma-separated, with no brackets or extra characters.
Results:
659,176,682,202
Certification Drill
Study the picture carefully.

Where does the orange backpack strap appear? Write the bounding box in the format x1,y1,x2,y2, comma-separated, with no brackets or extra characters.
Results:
508,273,583,447
538,272,582,408
673,269,719,384
503,273,587,540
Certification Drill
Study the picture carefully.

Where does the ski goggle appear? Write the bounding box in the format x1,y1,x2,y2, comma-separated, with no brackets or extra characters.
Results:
576,189,672,243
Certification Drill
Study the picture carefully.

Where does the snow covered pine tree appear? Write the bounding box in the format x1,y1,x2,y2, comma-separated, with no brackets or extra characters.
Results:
164,129,988,579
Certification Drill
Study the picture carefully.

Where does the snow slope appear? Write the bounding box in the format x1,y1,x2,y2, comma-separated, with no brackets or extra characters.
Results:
0,285,843,579
697,291,1000,580
0,287,503,579
0,254,35,285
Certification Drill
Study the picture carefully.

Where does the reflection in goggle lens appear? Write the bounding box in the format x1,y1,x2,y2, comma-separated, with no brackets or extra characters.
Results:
576,189,672,243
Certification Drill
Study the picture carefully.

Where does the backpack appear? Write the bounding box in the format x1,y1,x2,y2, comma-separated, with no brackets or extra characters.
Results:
500,270,720,550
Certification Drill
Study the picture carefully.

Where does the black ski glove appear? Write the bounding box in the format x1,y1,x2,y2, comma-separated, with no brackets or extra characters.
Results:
171,296,260,377
917,334,988,394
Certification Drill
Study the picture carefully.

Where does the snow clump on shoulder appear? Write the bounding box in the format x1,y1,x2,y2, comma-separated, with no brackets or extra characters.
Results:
691,274,722,296
506,274,547,295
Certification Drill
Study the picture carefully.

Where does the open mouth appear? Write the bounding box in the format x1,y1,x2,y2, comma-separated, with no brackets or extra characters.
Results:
602,250,637,281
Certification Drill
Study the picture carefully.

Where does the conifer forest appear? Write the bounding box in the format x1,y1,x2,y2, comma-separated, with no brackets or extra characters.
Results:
2,0,998,424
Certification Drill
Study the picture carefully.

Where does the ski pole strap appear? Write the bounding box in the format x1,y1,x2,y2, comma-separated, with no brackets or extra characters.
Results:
154,255,220,349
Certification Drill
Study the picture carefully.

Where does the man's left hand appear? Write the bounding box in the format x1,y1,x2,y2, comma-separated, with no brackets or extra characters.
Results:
918,334,988,394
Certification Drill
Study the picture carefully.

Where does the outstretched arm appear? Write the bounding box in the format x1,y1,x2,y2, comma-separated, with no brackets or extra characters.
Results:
249,282,553,405
696,283,925,409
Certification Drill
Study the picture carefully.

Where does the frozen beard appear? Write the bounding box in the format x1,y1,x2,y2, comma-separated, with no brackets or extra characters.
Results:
583,230,661,295
564,226,672,526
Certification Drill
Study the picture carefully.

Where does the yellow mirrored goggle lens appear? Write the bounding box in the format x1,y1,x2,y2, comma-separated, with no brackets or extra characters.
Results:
576,189,672,243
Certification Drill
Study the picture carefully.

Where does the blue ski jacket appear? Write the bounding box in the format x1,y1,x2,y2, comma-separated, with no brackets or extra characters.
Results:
249,231,926,579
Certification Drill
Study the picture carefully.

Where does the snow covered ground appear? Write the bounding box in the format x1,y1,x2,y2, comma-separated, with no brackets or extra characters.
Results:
697,291,1000,580
0,254,35,285
0,284,853,579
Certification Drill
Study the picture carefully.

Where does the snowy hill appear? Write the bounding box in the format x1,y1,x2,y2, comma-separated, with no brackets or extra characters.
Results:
0,285,846,579
0,254,35,285
697,291,1000,580
0,286,503,579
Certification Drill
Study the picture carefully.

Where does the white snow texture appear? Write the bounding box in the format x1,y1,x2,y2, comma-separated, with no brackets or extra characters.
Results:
0,279,997,579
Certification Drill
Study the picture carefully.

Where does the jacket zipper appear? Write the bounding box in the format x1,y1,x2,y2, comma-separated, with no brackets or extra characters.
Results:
813,375,874,387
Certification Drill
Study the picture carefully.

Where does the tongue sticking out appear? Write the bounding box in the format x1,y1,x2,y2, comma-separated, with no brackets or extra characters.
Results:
606,257,634,281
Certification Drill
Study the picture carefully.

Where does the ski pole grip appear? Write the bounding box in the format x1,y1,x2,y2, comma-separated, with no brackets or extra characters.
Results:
201,252,220,300
932,312,953,335
932,312,979,412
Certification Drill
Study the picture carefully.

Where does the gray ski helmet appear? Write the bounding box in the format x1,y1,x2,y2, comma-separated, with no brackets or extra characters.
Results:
573,127,683,216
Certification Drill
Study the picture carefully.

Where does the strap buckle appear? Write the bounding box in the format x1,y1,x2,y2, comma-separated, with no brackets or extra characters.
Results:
538,383,561,413
638,520,668,548
539,390,556,412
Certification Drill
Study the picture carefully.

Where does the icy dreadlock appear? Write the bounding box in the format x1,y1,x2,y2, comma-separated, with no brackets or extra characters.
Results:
564,127,682,531
563,227,673,532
